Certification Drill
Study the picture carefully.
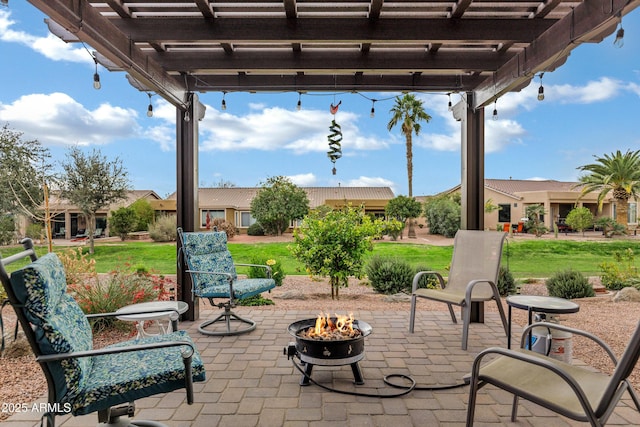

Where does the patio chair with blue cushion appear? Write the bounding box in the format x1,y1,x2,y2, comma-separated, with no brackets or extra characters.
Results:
178,227,276,336
0,238,206,427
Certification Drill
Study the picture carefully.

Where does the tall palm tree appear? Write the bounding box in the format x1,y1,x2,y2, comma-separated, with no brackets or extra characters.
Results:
576,149,640,228
387,94,431,238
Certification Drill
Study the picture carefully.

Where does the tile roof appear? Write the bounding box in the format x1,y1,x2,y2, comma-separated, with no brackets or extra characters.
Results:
169,187,395,210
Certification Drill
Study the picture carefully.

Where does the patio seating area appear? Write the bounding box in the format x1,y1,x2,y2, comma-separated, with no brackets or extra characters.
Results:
4,305,640,427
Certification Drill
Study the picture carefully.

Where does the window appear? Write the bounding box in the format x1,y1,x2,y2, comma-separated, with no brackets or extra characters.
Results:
628,203,637,224
238,211,256,228
498,204,511,223
201,209,225,227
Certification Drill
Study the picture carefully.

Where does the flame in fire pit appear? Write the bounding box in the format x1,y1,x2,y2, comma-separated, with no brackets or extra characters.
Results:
299,312,362,340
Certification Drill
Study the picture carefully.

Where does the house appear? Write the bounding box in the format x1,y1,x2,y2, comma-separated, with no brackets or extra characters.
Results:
48,190,163,239
432,179,638,231
163,187,395,232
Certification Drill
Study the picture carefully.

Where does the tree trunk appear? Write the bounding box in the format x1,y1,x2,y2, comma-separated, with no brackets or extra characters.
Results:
616,198,629,230
88,214,96,254
405,130,413,198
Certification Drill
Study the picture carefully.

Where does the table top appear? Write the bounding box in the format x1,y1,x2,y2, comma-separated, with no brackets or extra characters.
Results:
506,295,580,314
116,300,189,321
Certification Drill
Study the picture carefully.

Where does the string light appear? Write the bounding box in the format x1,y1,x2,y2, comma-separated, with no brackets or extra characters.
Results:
447,93,452,110
537,73,545,101
492,100,498,121
370,99,376,118
296,92,302,110
221,92,227,110
92,55,101,90
146,92,154,117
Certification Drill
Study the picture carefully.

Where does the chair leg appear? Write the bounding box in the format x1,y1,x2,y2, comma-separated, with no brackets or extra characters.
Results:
447,304,457,323
511,395,519,421
461,305,471,350
625,380,640,412
198,305,257,336
466,375,480,426
409,295,417,333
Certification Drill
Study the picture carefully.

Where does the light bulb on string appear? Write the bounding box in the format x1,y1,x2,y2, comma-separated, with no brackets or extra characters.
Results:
537,73,545,101
221,92,227,110
370,99,376,118
447,93,452,110
146,93,153,117
492,100,498,121
92,57,101,90
184,110,190,122
296,92,302,111
614,24,624,48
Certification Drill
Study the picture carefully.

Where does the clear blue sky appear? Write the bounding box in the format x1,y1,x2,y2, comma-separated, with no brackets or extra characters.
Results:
1,3,639,198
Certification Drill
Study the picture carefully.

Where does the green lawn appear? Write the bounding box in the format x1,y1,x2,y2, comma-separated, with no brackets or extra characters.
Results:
2,237,640,279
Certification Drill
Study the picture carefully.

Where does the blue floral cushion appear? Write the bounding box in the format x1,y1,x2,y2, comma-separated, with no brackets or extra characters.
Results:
10,253,93,402
181,231,275,299
70,330,206,415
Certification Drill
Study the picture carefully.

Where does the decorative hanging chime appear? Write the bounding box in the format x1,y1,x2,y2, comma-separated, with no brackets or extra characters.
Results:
327,100,343,175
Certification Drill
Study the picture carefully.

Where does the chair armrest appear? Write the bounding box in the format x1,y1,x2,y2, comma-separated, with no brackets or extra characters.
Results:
186,269,233,281
464,278,500,301
412,271,445,292
471,346,592,406
36,340,196,363
521,322,619,366
87,308,182,320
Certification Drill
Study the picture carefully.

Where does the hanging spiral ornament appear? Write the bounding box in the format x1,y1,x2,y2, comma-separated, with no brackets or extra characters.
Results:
327,119,343,175
327,101,343,175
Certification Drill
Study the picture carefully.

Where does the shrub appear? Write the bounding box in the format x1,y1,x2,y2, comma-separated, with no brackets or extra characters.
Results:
236,294,274,306
247,222,265,236
565,207,594,235
109,206,138,241
149,214,177,242
381,218,404,241
424,195,460,237
211,218,236,239
67,267,172,330
365,256,414,294
497,266,516,296
599,248,639,290
0,215,16,246
58,247,97,285
413,264,439,290
247,257,285,287
25,223,44,241
545,270,594,299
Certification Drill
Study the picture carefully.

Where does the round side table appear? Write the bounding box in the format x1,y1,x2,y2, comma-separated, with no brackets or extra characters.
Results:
116,300,189,339
505,295,580,349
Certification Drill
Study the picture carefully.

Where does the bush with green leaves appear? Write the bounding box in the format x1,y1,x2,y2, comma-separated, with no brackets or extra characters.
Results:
25,223,44,241
380,218,405,241
366,256,414,294
247,222,265,236
595,216,627,238
247,257,285,287
565,206,594,235
130,198,156,231
0,215,15,246
289,204,381,299
149,214,177,242
423,194,460,237
545,269,594,299
497,266,516,296
109,206,138,241
210,217,236,238
599,248,640,290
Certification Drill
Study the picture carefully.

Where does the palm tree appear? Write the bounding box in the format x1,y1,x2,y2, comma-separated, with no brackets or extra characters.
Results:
576,149,640,228
387,94,431,238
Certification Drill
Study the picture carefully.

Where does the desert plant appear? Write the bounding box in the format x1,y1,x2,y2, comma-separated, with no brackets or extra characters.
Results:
247,222,265,236
595,216,627,238
211,217,236,238
497,266,516,296
247,257,285,287
599,248,640,290
381,218,404,241
57,246,98,285
67,267,171,330
524,204,547,237
424,194,460,237
148,214,177,242
366,256,414,294
25,223,44,241
545,269,594,299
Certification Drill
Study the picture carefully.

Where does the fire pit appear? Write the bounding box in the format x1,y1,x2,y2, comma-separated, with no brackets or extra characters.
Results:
286,313,372,386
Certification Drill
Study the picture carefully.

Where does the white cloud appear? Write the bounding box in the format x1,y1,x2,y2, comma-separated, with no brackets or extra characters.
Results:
0,10,90,65
552,77,623,104
197,105,389,154
345,176,397,193
0,92,139,146
287,173,317,186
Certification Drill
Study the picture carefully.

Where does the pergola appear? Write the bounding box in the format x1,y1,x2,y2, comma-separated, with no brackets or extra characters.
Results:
26,0,640,320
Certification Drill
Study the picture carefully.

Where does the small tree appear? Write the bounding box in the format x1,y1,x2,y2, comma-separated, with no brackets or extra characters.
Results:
565,206,594,236
289,205,381,300
60,147,129,253
250,176,310,235
385,195,423,239
130,198,155,231
524,204,547,237
424,194,461,237
109,207,138,241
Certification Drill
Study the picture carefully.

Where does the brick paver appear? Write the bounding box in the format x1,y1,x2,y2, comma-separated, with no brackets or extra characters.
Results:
4,309,639,426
